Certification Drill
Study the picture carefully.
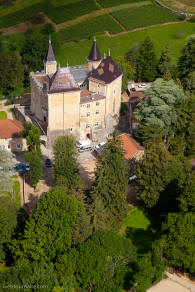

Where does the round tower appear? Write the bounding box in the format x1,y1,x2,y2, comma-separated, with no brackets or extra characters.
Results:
87,36,102,72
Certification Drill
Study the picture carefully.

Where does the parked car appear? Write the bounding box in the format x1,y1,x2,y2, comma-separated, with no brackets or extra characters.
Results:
18,162,25,173
128,175,137,183
77,139,91,149
25,163,30,171
138,83,146,88
95,142,107,150
45,158,52,167
79,146,92,153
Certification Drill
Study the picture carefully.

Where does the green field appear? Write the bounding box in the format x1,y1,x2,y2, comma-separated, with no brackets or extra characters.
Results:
121,207,160,254
59,14,122,42
98,0,143,8
0,111,7,119
0,0,98,28
56,22,195,66
112,4,180,30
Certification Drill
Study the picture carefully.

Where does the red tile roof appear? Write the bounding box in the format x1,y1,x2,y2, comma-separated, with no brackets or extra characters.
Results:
119,133,144,161
0,119,24,139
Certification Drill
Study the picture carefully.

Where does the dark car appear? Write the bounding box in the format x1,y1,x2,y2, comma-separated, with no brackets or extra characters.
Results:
45,158,52,167
79,146,92,153
18,162,25,173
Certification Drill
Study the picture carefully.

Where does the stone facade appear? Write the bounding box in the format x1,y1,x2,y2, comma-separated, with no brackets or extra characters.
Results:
30,39,122,148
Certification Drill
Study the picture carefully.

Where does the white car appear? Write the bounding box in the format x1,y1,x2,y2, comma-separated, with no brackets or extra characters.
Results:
95,142,107,150
138,83,147,88
25,163,30,171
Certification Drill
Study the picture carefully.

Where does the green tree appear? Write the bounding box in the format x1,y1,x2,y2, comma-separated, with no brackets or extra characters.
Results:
125,42,141,72
0,261,58,292
11,188,81,262
76,239,107,291
157,44,173,78
115,56,134,92
53,135,82,190
186,71,195,94
137,124,164,147
91,132,128,231
0,197,19,262
178,172,195,213
136,37,157,82
0,148,16,194
72,206,92,245
161,212,195,274
0,50,24,95
178,37,195,89
134,79,186,135
21,122,41,154
24,150,43,188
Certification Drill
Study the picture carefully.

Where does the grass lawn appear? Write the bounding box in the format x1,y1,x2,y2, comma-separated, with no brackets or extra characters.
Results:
56,22,195,66
112,3,180,31
0,111,7,119
120,207,160,254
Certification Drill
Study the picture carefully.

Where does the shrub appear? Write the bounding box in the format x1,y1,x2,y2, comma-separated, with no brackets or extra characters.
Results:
189,15,195,23
30,13,45,25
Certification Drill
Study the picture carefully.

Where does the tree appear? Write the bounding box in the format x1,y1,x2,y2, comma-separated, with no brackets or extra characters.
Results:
178,172,195,213
186,71,195,94
115,56,134,92
136,37,157,82
178,37,195,89
125,42,141,72
157,44,173,78
137,124,164,147
21,122,41,154
0,261,58,292
53,135,82,190
0,197,19,262
90,131,128,231
161,212,195,274
0,50,24,95
134,79,186,135
90,230,137,292
76,239,107,291
11,188,81,262
24,151,43,188
0,148,16,194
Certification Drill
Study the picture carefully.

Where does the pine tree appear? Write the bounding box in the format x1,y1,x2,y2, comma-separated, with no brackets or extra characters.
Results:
90,131,128,231
0,148,16,194
136,37,157,82
157,45,172,78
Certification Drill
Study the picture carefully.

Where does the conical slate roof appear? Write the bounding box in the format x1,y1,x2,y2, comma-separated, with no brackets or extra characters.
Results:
88,37,101,62
49,67,80,94
44,40,56,63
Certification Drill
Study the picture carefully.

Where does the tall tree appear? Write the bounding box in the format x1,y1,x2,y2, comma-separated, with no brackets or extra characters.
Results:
53,135,82,190
90,131,128,231
178,172,195,213
0,148,16,194
157,44,172,77
134,79,186,136
186,71,195,94
0,197,19,262
0,50,24,95
24,150,43,189
11,188,81,262
136,37,157,82
160,212,195,274
21,122,41,154
115,56,134,92
125,42,141,73
178,37,195,89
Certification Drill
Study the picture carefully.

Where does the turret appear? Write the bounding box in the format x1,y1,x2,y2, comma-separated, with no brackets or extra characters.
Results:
43,39,57,75
87,36,101,72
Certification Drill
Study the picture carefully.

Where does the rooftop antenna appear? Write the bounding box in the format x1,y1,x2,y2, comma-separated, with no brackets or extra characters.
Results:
108,48,110,56
49,35,51,44
67,61,69,68
94,36,96,42
104,53,106,59
58,63,61,69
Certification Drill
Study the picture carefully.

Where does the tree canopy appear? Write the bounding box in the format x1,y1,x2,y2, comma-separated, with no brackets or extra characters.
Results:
0,148,16,194
134,78,186,134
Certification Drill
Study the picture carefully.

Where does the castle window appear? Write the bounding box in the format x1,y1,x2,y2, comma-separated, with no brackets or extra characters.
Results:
87,104,90,108
86,124,90,128
70,128,73,132
95,122,99,126
96,110,99,115
96,102,99,106
87,112,90,117
17,144,21,149
8,145,10,149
